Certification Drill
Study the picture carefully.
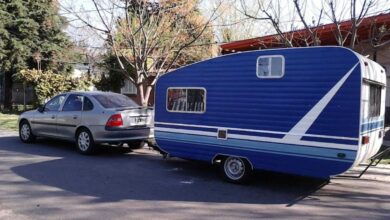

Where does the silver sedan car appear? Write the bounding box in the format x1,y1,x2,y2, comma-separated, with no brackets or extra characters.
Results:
18,91,154,154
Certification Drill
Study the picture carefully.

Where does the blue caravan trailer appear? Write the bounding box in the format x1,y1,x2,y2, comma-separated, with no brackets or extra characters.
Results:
154,47,386,183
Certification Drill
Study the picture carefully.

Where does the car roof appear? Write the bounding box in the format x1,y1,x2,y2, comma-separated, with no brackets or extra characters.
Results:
63,91,123,96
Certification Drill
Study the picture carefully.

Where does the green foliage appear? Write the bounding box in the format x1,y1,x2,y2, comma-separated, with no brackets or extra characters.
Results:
0,0,79,109
15,69,93,104
94,54,133,93
0,0,75,75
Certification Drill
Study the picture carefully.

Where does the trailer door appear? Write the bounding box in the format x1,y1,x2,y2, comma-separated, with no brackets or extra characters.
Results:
361,81,385,160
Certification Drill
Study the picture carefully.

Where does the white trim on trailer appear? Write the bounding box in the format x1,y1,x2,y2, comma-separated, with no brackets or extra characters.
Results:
154,121,359,141
155,127,357,151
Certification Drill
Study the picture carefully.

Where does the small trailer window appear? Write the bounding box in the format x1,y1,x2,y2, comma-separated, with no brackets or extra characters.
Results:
369,84,382,117
167,88,206,113
257,55,285,78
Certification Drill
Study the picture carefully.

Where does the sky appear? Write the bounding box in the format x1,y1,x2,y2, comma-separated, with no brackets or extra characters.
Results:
59,0,390,49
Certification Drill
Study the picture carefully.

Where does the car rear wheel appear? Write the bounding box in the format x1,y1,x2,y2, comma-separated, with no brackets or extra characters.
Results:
76,128,96,155
221,156,252,184
19,121,36,143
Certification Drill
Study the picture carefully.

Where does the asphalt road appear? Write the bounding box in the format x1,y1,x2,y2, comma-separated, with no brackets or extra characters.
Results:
0,131,389,220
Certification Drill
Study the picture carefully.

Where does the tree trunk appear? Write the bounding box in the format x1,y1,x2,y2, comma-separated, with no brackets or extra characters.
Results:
138,84,153,107
143,86,153,107
138,84,145,106
3,72,13,110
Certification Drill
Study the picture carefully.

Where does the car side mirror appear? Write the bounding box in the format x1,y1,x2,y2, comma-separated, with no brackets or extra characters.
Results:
37,106,45,113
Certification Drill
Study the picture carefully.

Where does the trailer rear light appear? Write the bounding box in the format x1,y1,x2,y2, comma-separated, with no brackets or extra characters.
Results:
362,136,369,145
106,114,123,127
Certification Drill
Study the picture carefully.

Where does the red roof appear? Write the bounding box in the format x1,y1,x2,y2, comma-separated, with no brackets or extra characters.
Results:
220,13,390,54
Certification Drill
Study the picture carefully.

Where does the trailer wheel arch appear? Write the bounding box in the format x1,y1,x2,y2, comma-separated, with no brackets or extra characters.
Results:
212,154,254,170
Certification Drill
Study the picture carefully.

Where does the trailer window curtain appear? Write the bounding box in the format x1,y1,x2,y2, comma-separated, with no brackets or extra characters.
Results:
167,88,205,113
257,55,285,78
369,84,382,117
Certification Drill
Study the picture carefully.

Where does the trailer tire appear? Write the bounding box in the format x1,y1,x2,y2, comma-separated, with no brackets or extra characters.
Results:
221,156,252,184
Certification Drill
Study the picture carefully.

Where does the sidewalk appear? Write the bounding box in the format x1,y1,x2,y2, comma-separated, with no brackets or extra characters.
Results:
0,129,17,137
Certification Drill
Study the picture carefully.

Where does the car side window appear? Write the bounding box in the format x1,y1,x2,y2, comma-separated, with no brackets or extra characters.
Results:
62,94,83,111
44,95,66,112
83,97,94,111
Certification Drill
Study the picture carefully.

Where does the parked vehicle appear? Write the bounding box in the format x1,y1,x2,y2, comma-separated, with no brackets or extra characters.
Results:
154,46,386,183
18,91,153,154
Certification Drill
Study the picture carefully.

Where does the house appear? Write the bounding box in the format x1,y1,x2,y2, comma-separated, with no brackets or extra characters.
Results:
220,12,390,124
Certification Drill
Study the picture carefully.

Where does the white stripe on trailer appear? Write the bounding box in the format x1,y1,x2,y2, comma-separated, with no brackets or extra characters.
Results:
155,127,358,151
283,63,359,142
154,122,359,141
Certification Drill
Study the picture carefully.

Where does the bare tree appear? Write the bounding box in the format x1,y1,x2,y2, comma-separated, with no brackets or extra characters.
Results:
208,0,265,43
238,0,324,48
292,0,323,46
370,22,390,49
62,0,220,106
324,0,377,49
239,0,294,47
238,0,384,50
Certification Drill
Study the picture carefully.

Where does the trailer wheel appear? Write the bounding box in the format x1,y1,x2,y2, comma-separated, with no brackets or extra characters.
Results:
221,156,252,184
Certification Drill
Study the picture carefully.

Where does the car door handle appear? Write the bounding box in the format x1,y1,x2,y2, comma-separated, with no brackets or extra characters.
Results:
73,115,78,119
51,115,56,119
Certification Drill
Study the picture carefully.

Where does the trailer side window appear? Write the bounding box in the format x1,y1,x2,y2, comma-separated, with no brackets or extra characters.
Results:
167,88,206,113
369,84,382,117
257,55,285,78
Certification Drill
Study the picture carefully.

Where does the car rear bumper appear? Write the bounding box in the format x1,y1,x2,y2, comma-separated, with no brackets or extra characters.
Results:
91,126,154,143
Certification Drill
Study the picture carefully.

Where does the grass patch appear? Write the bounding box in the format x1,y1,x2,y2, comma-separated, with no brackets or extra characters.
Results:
381,157,390,164
0,113,19,131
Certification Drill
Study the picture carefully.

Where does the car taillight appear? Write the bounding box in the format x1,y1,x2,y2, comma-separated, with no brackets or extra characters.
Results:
106,114,123,127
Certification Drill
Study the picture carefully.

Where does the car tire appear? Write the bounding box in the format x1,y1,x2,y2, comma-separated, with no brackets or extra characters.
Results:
220,156,252,184
19,120,36,143
126,140,144,150
76,128,96,155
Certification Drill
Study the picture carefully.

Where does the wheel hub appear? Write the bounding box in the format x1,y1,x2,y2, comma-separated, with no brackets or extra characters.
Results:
21,124,30,140
224,157,245,180
78,132,90,151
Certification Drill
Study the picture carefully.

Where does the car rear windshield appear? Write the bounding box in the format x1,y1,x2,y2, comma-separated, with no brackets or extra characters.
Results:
92,93,138,109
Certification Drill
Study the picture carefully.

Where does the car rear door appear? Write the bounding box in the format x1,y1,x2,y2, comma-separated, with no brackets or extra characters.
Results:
56,94,83,139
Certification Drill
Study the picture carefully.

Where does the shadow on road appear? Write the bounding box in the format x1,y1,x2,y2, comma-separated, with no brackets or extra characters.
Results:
1,135,328,205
